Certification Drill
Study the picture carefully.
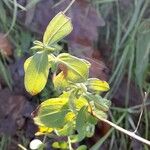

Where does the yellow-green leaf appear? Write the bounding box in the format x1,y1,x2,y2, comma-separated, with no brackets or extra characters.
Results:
34,97,70,128
77,145,87,150
58,53,91,83
52,141,68,149
86,78,110,92
24,51,49,95
76,106,87,133
43,12,73,45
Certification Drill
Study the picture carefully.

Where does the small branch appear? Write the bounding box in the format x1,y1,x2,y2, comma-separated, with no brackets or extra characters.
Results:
18,144,27,150
99,117,150,146
63,0,75,14
43,135,47,143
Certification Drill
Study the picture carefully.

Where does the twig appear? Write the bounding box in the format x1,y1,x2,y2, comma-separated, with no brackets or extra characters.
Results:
43,135,47,143
90,112,126,150
63,0,76,14
18,144,27,150
98,117,150,146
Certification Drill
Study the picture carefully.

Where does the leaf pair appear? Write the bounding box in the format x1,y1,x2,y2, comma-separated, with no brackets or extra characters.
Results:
24,52,91,95
24,12,73,95
33,92,89,136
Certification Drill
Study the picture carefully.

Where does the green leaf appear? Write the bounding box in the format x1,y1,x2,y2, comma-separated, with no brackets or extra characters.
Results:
93,108,108,119
85,93,111,112
86,112,97,125
58,53,91,83
77,145,87,150
56,111,75,136
56,121,74,136
70,133,86,143
86,78,110,92
74,106,87,141
48,54,57,71
76,107,96,138
30,45,44,51
85,123,95,137
94,96,111,112
90,101,108,119
76,106,87,133
31,40,43,51
24,51,49,95
67,91,77,113
135,23,150,87
31,40,62,52
33,97,69,128
45,43,62,52
52,141,68,149
43,12,73,45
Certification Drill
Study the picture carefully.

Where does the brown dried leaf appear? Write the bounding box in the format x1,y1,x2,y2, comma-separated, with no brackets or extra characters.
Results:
0,88,33,135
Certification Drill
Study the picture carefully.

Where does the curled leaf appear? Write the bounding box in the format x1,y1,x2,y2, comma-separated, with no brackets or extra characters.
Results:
86,78,110,92
58,53,91,83
86,94,111,112
43,12,73,45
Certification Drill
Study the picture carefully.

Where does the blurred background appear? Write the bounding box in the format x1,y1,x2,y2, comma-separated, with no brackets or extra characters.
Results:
0,0,150,149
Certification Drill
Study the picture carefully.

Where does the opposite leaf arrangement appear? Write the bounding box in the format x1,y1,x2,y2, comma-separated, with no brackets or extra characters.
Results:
24,12,111,150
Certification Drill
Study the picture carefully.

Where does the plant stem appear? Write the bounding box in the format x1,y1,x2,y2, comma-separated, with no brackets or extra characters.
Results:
99,117,150,146
68,136,73,150
43,135,47,143
18,144,27,150
63,0,75,14
90,112,126,150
